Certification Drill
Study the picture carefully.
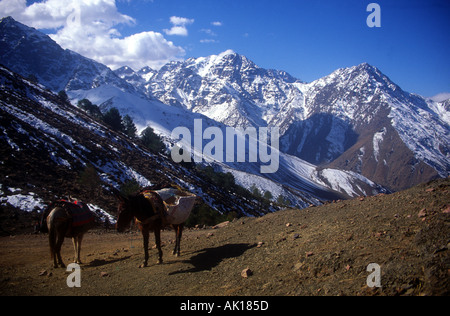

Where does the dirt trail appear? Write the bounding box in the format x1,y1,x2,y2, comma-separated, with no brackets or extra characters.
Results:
1,178,449,296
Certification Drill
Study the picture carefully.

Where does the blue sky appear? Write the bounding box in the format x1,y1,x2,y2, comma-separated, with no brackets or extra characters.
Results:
2,0,449,97
117,0,449,97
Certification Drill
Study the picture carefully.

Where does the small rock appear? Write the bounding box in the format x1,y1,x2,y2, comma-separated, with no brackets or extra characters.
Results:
442,205,450,214
241,268,253,278
213,221,230,229
39,270,48,276
425,188,435,192
305,251,314,258
100,271,109,277
292,234,300,240
292,262,304,271
418,208,427,218
257,242,264,248
286,223,292,227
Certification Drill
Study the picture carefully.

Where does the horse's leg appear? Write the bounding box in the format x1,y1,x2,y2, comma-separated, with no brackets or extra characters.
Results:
176,224,184,257
172,225,178,256
141,225,150,268
172,224,183,257
76,234,84,264
55,231,66,268
72,234,83,264
154,227,163,264
72,237,78,263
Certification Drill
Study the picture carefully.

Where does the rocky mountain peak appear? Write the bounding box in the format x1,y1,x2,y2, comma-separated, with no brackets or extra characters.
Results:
1,17,448,196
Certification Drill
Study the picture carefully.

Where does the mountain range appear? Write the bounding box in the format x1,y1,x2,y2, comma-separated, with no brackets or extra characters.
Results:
1,16,449,217
114,50,449,192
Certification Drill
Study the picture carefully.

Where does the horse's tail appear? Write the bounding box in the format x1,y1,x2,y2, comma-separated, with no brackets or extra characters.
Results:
45,209,58,260
40,203,55,234
48,223,57,260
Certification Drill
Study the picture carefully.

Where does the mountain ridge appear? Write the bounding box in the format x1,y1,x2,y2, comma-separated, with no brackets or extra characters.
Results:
118,50,449,191
1,16,447,201
0,17,388,206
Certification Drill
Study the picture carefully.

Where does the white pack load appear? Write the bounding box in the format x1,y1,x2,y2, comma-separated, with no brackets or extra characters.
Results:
154,188,197,225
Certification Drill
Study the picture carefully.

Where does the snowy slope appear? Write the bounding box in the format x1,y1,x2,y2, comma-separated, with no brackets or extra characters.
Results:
0,65,266,217
0,17,407,201
0,17,140,95
124,53,449,191
68,84,380,201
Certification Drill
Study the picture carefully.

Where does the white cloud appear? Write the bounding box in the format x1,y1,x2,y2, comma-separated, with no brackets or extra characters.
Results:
0,0,186,70
163,15,194,36
431,92,450,102
211,21,222,27
170,16,194,26
200,39,218,44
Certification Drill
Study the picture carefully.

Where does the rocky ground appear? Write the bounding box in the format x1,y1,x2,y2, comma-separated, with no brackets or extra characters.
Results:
0,178,449,296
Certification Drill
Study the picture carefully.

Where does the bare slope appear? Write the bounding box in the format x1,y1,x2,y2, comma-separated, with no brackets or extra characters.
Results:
1,178,448,296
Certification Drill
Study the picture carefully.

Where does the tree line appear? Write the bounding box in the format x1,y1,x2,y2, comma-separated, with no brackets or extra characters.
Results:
75,97,165,154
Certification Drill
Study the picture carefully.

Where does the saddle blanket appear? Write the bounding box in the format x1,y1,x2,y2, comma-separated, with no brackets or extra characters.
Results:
61,200,95,227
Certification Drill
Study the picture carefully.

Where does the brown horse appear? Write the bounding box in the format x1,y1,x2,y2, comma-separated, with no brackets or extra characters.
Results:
41,200,95,268
115,190,165,267
115,190,188,267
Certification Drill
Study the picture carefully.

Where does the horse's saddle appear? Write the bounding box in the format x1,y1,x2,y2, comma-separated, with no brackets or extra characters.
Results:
59,200,95,227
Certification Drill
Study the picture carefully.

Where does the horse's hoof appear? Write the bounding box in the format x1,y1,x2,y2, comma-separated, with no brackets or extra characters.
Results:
139,262,148,268
157,259,163,265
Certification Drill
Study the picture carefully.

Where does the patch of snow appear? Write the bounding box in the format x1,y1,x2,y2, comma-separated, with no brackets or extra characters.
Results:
373,127,386,162
88,203,116,224
0,192,46,212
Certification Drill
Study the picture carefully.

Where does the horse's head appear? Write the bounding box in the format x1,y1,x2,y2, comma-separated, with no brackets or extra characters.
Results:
114,193,135,233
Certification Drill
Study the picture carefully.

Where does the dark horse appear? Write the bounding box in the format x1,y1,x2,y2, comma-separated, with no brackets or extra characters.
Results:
41,200,95,268
115,190,186,267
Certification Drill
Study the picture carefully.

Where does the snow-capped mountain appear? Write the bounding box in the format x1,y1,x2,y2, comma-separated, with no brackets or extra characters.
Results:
1,16,388,212
0,64,267,218
3,15,443,211
301,63,449,190
120,51,449,191
116,50,305,130
0,16,139,95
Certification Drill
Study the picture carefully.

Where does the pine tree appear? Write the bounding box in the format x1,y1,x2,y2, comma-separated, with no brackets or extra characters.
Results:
77,99,102,119
103,107,124,132
122,115,137,138
141,126,165,154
